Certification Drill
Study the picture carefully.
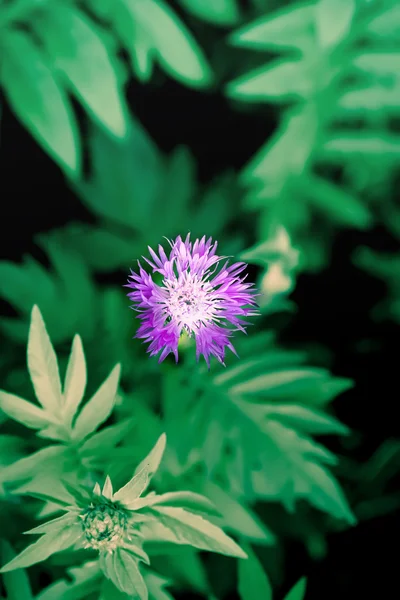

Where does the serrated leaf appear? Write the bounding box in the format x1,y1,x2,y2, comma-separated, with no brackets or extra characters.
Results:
179,0,240,26
24,513,78,535
72,363,121,441
0,390,52,429
316,0,355,48
102,548,148,598
0,541,34,600
27,305,62,416
0,30,80,174
122,0,213,88
63,335,86,425
229,3,315,51
284,578,307,600
36,5,128,137
148,506,247,558
0,525,82,572
238,544,272,600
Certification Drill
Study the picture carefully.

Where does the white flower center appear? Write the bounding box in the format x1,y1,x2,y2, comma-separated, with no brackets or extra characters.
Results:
164,274,218,331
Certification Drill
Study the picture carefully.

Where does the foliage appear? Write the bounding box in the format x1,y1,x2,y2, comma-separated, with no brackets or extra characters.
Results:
1,0,399,598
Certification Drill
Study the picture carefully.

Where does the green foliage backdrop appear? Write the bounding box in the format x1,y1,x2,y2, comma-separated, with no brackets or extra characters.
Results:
0,0,399,598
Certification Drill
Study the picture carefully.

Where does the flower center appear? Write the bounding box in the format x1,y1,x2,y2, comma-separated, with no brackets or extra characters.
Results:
165,276,217,331
81,502,128,552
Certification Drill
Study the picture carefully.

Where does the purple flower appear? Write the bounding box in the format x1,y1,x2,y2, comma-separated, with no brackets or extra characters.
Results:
126,234,259,367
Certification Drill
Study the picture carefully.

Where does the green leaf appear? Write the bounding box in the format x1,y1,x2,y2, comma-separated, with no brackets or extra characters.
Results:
63,335,87,426
72,363,121,441
323,133,400,158
227,59,313,102
179,0,240,26
113,466,150,506
132,491,219,514
36,5,128,137
27,305,62,415
134,433,167,480
0,30,80,174
121,0,213,88
24,513,78,536
262,404,349,436
145,572,174,600
148,506,247,558
238,544,272,600
229,3,315,52
0,390,52,429
0,541,34,600
102,476,113,499
202,482,275,544
0,525,82,572
284,578,307,600
229,368,328,397
79,419,135,459
316,0,355,48
102,548,148,598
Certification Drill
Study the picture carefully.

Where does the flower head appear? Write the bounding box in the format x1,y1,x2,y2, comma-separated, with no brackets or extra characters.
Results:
126,234,259,366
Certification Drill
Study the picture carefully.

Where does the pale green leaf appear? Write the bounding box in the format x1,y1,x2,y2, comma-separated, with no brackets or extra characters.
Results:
238,544,272,600
113,466,150,506
0,30,80,174
27,305,62,415
79,419,135,458
0,525,82,572
130,490,219,514
284,578,307,600
72,363,121,441
134,433,167,479
102,476,113,499
123,0,213,88
24,513,78,536
36,5,128,137
149,506,247,558
203,482,275,543
316,0,355,48
102,548,148,598
264,404,349,436
0,390,51,429
145,572,174,600
227,59,313,102
63,335,86,425
229,3,315,51
0,541,34,600
323,133,400,157
229,368,328,397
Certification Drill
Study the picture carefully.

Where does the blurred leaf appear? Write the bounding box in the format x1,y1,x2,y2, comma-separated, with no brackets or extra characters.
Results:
0,540,34,600
35,5,128,137
0,30,80,174
229,3,315,52
238,544,272,600
117,0,213,88
179,0,240,26
316,0,355,48
284,578,307,600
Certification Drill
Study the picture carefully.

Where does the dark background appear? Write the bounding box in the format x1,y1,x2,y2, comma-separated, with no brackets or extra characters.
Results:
1,77,399,599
